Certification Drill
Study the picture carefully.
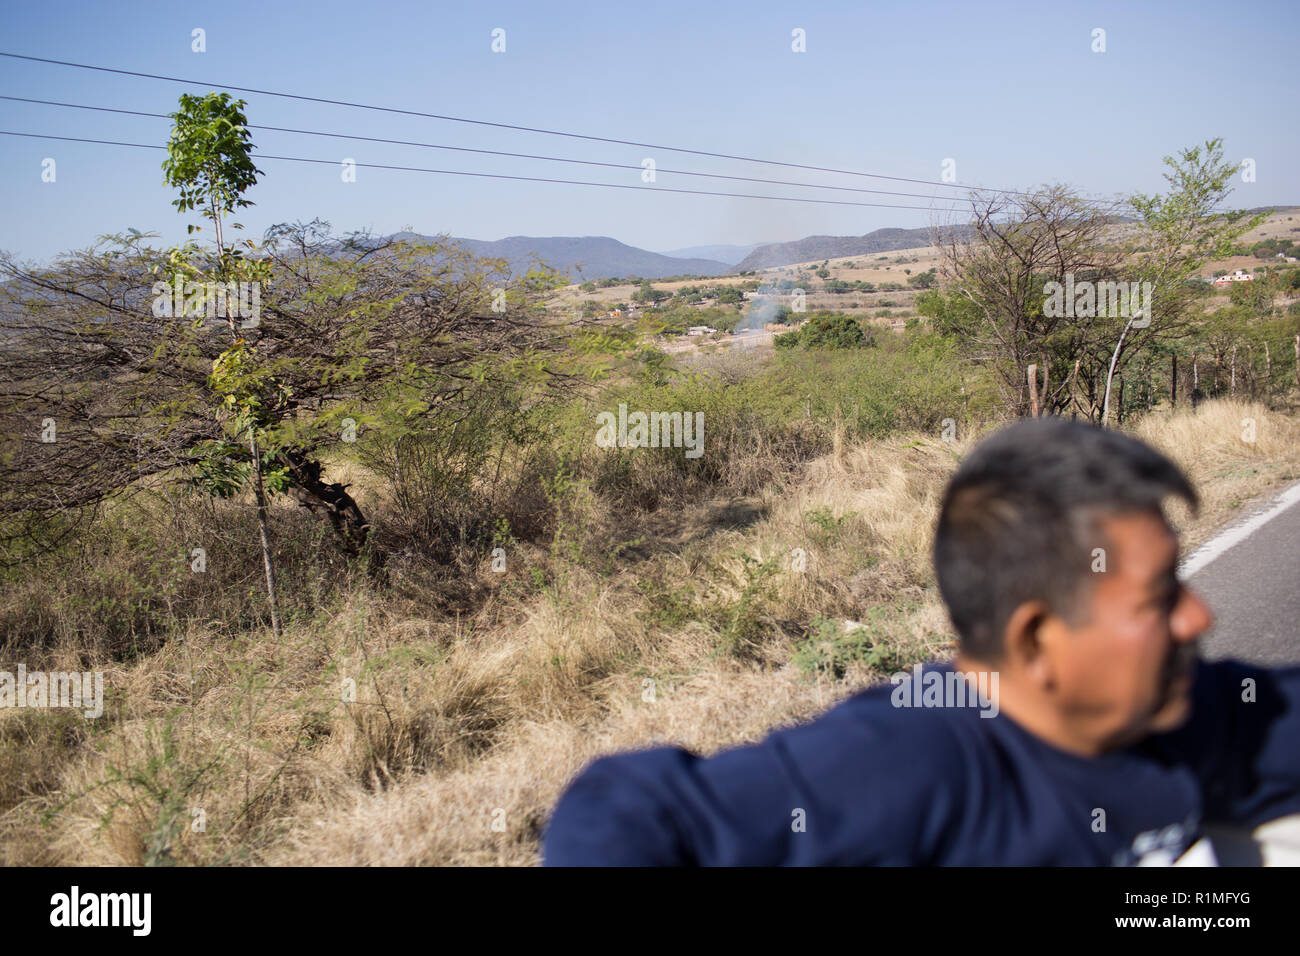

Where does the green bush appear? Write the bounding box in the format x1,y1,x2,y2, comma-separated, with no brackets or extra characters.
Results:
800,313,869,349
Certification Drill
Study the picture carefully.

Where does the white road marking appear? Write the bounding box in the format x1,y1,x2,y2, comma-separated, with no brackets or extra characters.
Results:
1179,480,1300,579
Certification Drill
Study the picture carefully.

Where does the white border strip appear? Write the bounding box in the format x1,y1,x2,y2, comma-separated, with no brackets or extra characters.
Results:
1179,480,1300,579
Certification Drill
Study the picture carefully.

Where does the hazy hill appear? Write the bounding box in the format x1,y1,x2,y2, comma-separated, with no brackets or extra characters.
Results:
392,233,732,280
734,225,973,271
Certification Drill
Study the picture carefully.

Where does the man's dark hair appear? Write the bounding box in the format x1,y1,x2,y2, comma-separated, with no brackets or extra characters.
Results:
933,416,1198,661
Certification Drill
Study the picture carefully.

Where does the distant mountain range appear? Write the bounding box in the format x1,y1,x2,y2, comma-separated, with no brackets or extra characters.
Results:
382,223,967,281
393,233,732,281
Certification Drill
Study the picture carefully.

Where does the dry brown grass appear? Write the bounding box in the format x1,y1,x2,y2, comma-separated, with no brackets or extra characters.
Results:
2,397,1298,866
1132,399,1300,550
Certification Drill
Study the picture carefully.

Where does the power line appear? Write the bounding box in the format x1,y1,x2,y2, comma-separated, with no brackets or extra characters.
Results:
0,130,971,212
0,50,1030,197
0,95,976,204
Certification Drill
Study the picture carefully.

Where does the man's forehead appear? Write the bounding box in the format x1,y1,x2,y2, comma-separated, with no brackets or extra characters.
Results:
1097,510,1178,576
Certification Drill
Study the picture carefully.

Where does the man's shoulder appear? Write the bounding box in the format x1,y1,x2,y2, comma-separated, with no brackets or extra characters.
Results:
830,661,992,728
1144,656,1300,761
1167,657,1298,740
777,662,990,772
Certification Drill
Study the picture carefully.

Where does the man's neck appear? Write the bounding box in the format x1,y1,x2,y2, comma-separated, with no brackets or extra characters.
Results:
952,653,1111,758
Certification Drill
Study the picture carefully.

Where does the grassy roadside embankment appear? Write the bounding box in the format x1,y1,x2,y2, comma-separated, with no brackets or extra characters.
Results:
2,394,1295,866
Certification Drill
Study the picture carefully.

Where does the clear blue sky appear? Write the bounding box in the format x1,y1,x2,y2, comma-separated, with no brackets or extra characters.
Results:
1,0,1296,263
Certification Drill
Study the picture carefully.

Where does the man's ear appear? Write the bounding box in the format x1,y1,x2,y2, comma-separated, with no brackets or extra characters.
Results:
1003,600,1055,686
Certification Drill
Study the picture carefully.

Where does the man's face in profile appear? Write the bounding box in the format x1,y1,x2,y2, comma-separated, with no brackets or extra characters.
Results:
1048,510,1215,749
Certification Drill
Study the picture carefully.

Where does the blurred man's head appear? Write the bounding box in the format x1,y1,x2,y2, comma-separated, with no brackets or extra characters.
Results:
933,417,1214,755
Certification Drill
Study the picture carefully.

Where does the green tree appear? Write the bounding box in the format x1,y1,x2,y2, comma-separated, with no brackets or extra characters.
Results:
161,92,285,635
1107,138,1265,423
1228,272,1278,313
632,280,669,305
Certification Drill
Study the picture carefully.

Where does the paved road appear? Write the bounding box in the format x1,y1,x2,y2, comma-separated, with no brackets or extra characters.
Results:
1183,481,1300,666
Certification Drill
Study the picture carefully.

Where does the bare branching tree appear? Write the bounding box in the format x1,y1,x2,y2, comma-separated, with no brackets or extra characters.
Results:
0,223,581,568
932,185,1128,419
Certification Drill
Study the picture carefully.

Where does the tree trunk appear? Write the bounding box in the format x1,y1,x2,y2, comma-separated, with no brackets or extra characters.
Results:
1171,353,1178,407
216,210,281,638
1192,354,1200,408
1102,315,1135,426
1067,358,1082,419
1027,363,1040,418
1231,346,1237,393
249,432,283,639
278,450,374,561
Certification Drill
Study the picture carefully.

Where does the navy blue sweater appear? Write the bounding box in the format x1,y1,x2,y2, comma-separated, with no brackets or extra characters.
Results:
542,659,1300,865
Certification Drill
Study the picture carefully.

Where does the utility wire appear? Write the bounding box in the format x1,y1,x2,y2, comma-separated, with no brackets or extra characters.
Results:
0,130,971,212
0,50,1030,197
0,95,978,204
